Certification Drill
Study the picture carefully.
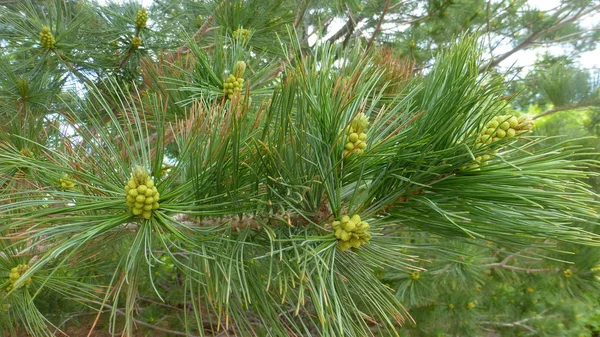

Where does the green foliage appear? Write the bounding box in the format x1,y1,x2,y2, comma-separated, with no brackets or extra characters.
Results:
0,1,599,336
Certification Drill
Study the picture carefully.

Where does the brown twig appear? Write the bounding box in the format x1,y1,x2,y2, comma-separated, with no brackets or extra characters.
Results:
533,100,599,120
366,0,391,51
480,4,600,71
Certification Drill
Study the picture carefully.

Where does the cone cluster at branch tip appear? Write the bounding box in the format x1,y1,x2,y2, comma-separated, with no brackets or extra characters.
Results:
332,214,371,251
232,29,250,41
59,173,75,190
20,148,33,157
478,115,533,145
223,62,246,100
7,264,31,291
125,166,159,219
39,26,55,50
131,36,142,49
135,8,147,29
344,113,369,156
468,114,534,169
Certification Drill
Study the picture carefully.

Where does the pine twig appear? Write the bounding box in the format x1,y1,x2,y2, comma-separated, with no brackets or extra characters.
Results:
484,254,553,274
480,4,600,71
481,311,559,333
366,0,391,51
533,99,600,120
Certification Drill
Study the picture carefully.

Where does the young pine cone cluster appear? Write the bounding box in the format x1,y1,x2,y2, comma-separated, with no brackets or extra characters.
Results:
39,26,55,50
134,8,147,29
7,264,31,291
467,114,534,168
332,214,371,251
344,113,369,156
232,28,250,41
125,166,160,220
131,36,142,48
223,61,246,100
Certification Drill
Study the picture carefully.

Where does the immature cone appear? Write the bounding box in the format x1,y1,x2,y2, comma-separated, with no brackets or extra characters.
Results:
478,114,534,145
124,166,159,220
7,264,31,291
232,28,250,41
131,36,142,49
59,173,76,190
344,113,369,156
223,66,245,100
466,114,534,168
135,8,148,29
39,26,55,50
332,214,371,251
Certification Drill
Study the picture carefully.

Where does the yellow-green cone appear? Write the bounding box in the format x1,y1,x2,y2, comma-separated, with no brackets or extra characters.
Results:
131,36,142,49
7,264,31,291
466,114,534,169
124,166,159,219
40,26,55,50
344,113,369,156
232,28,250,41
223,64,245,100
332,214,371,251
135,8,148,29
59,173,76,190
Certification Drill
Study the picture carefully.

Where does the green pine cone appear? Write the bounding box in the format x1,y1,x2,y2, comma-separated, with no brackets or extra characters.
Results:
125,166,159,219
135,8,148,29
332,214,371,251
131,36,142,48
7,264,31,290
232,28,250,41
39,26,56,50
223,73,244,99
344,118,368,156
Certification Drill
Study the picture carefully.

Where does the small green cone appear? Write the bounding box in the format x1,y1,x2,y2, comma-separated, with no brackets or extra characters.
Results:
125,166,159,219
135,8,148,29
332,214,371,251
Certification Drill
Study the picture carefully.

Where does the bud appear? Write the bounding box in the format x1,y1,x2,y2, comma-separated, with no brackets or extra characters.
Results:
16,78,29,98
233,61,246,78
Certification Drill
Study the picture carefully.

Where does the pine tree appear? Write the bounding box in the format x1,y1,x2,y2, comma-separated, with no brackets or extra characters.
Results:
0,1,599,336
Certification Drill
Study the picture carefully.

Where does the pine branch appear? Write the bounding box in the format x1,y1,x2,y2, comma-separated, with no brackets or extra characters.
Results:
481,311,559,333
366,0,391,51
327,13,364,44
480,4,600,71
533,99,600,119
484,254,553,274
